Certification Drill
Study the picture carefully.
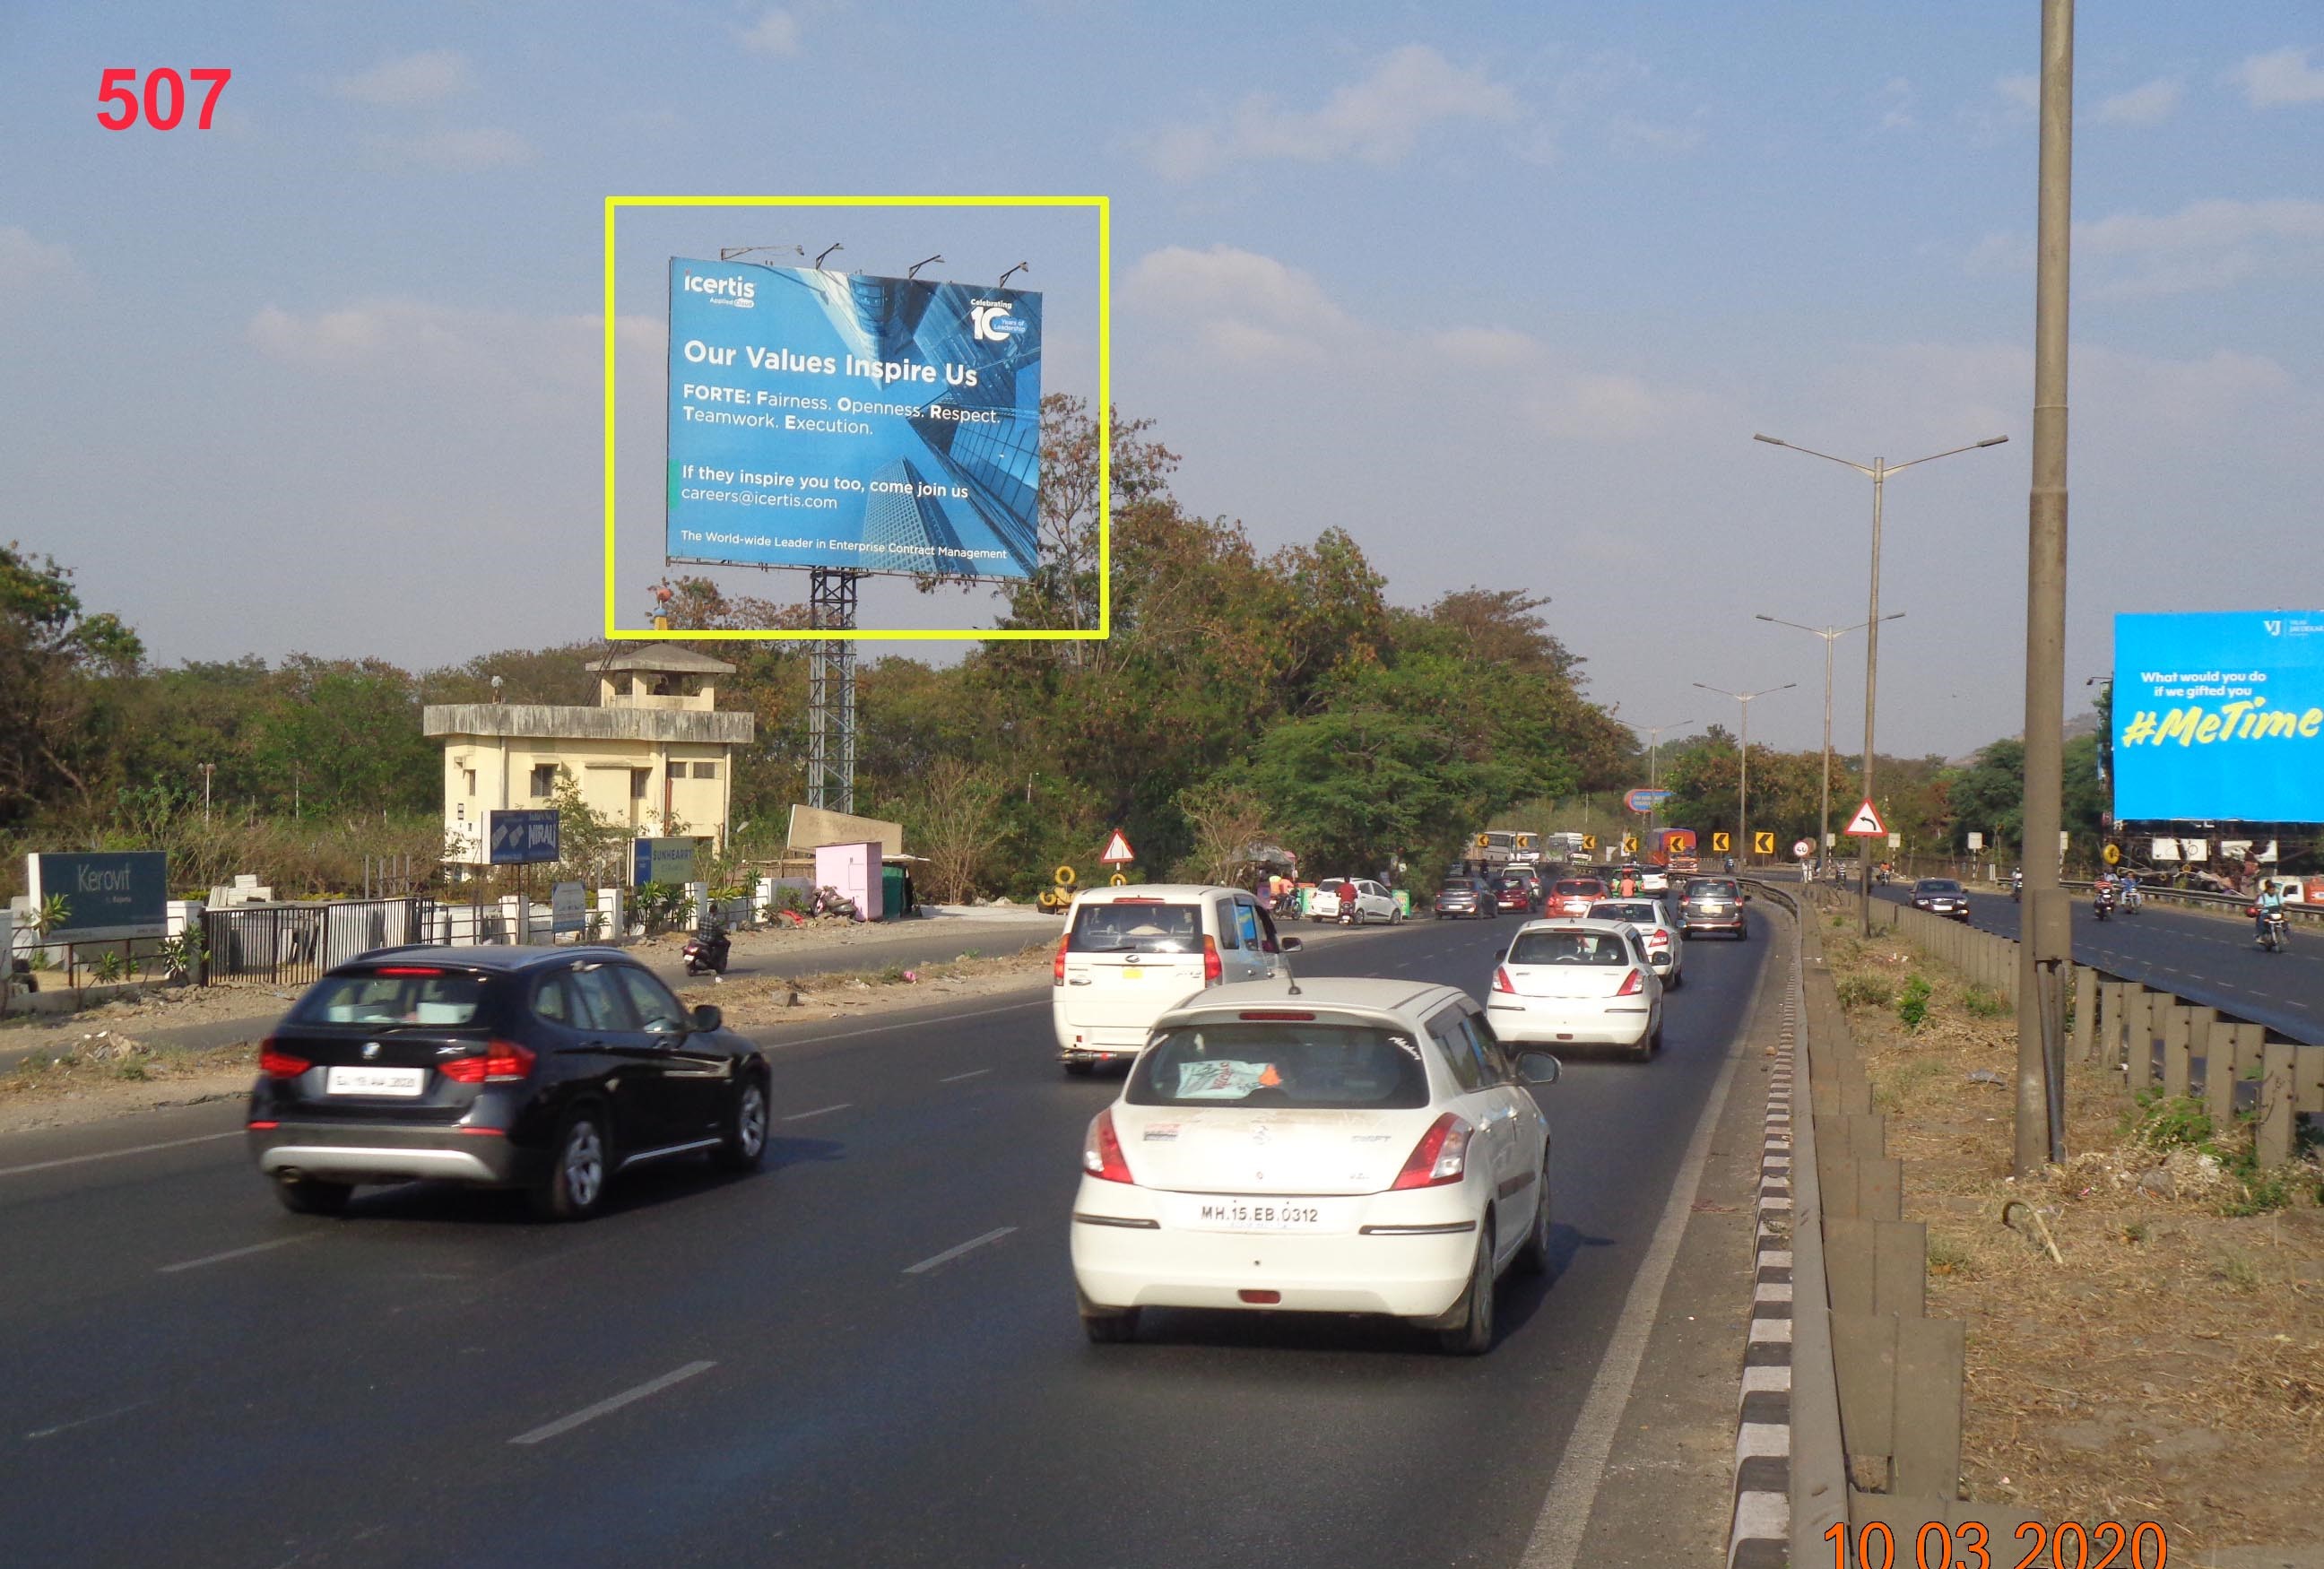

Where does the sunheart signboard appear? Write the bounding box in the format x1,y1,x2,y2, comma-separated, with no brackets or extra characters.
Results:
26,852,169,941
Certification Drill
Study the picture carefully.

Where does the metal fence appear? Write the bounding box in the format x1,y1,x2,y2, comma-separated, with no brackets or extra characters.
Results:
203,897,438,988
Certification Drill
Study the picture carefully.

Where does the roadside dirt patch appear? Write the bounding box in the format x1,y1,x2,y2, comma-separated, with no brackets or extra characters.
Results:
0,945,1053,1137
1822,915,2324,1559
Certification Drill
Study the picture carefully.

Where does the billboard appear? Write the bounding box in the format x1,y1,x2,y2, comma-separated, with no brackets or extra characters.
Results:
487,809,561,866
25,852,169,941
2112,611,2324,822
665,258,1041,578
632,837,699,888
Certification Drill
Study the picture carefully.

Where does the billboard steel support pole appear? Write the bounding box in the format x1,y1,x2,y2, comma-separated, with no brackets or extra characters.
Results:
2018,0,2075,1177
807,567,860,815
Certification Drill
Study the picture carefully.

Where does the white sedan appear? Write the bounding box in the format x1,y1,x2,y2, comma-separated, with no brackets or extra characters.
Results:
1306,878,1400,924
1586,898,1685,988
1487,918,1665,1062
1070,978,1559,1355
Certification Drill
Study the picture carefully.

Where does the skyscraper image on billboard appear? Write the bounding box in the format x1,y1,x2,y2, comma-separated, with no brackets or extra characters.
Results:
664,257,1041,577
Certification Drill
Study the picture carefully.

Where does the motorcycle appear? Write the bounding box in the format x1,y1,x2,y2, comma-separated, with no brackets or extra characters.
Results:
2120,881,2142,915
2093,884,2116,922
2249,905,2289,953
682,922,732,978
2010,872,2023,904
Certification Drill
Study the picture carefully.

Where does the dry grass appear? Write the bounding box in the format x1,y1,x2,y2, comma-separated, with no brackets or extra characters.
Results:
1825,929,2324,1556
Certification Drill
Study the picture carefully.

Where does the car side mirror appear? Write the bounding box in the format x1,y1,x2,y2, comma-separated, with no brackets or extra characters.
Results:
689,1003,723,1033
1516,1050,1561,1086
1279,936,1303,952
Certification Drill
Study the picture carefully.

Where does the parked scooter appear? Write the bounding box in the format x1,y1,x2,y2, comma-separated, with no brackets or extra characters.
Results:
683,920,732,978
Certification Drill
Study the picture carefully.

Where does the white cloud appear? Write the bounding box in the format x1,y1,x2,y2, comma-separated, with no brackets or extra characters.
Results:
0,225,78,296
247,299,655,397
1125,244,1350,357
2096,77,2181,126
369,126,538,171
1526,373,1677,441
1144,45,1520,181
2079,196,2324,297
739,8,802,56
2231,46,2324,108
1877,76,1916,131
1957,74,2037,144
330,49,474,107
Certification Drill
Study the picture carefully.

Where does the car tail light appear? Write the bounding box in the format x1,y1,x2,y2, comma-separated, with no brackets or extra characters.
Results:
438,1039,536,1083
1082,1107,1134,1183
1054,934,1070,986
1492,967,1515,993
1617,969,1645,997
1239,1010,1314,1021
246,1120,279,1130
372,966,446,976
1391,1114,1472,1189
1202,934,1221,985
258,1040,309,1078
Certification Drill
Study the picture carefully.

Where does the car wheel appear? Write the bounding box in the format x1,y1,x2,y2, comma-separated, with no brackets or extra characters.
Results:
273,1174,352,1217
532,1107,611,1222
1437,1219,1497,1356
1635,1019,1661,1062
710,1074,769,1173
1513,1168,1552,1277
1079,1289,1140,1344
1062,1058,1096,1077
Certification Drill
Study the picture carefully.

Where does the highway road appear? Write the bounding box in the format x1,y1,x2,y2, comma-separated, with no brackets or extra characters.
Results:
0,910,1775,1568
1871,883,2320,1044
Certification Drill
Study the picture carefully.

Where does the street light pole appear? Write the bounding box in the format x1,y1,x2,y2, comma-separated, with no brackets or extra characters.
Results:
2019,0,2076,1177
1694,682,1795,869
1630,717,1695,852
1755,432,2007,930
1756,613,1904,880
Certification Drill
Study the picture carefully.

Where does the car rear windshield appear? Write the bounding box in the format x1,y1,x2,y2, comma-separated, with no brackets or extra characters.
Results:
1439,880,1480,894
1589,902,1662,923
1688,880,1739,898
1126,1022,1430,1109
1918,880,1963,894
1507,929,1631,966
1069,900,1202,954
1554,880,1602,896
290,967,490,1027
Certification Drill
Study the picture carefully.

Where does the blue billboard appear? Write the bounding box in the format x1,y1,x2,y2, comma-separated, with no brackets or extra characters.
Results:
487,809,561,866
2112,611,2324,823
665,258,1041,577
26,852,169,941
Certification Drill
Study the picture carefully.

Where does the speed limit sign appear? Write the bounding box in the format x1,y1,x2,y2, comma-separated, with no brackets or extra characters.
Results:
1792,838,1813,859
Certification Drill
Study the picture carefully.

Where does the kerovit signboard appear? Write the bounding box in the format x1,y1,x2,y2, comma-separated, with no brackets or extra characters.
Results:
2112,611,2324,823
25,852,169,941
665,258,1042,578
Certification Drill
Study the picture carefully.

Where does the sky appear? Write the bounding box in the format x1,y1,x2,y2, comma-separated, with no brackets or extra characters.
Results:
5,1,2324,758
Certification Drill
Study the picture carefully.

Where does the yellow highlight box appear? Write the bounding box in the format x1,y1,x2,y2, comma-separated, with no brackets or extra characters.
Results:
601,194,1110,641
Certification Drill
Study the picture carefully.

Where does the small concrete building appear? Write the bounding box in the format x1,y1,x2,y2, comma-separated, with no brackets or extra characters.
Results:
423,646,756,867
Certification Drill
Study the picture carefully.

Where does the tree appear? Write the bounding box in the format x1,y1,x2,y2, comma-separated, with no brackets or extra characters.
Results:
0,543,143,829
904,758,1010,904
1172,781,1273,888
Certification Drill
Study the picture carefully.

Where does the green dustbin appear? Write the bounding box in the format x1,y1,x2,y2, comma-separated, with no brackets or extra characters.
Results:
881,864,907,920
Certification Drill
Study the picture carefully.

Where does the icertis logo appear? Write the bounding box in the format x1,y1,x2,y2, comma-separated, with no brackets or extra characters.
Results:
683,272,757,308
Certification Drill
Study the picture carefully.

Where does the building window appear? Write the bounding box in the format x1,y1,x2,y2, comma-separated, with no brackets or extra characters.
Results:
630,769,650,800
464,769,476,796
693,762,718,779
530,765,557,800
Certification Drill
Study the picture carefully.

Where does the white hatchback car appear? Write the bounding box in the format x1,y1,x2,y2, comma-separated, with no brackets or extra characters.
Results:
1487,918,1665,1062
1306,878,1400,924
1585,898,1685,989
1071,979,1559,1354
1054,886,1300,1075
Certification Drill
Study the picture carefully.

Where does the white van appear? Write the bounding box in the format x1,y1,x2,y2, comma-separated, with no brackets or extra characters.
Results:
1053,885,1303,1075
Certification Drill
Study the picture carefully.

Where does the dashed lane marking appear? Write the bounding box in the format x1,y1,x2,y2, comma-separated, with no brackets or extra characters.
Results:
157,1235,319,1275
508,1360,716,1446
0,1129,243,1181
903,1226,1017,1276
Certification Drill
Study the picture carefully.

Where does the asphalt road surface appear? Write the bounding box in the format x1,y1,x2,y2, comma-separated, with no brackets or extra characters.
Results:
0,908,1773,1569
1871,883,2320,1044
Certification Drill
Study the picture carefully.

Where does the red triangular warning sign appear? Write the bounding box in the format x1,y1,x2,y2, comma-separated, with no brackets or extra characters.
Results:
1099,828,1136,864
1843,799,1887,837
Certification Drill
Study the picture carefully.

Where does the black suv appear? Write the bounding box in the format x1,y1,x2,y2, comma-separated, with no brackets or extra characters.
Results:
247,946,770,1221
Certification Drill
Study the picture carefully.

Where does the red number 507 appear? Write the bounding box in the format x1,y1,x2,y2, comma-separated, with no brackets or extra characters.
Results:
98,68,232,130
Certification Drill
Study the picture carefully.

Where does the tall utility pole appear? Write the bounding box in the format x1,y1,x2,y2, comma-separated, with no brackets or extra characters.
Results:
1754,432,2007,928
1695,682,1794,868
199,763,214,827
1757,613,1903,879
1632,717,1694,852
2018,0,2076,1176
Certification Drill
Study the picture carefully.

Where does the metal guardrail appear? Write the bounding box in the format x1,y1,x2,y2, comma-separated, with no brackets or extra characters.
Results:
2048,877,2324,923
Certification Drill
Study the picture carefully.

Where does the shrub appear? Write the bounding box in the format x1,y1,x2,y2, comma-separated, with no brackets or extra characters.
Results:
1837,974,1893,1010
1959,985,2011,1019
1895,974,1933,1031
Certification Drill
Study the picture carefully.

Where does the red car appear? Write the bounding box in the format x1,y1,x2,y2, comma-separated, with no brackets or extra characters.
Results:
1494,874,1537,913
1548,878,1607,918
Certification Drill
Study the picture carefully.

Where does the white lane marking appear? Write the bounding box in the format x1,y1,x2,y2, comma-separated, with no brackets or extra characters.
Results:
24,1399,153,1441
751,997,1047,1050
780,1102,853,1122
158,1235,318,1275
1517,930,1765,1569
903,1225,1017,1275
940,1068,993,1083
507,1360,715,1446
0,1128,242,1180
